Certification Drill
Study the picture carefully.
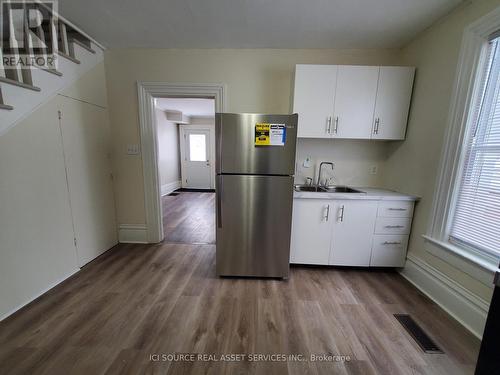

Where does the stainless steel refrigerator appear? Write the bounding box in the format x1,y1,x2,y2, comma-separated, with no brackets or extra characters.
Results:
216,113,298,278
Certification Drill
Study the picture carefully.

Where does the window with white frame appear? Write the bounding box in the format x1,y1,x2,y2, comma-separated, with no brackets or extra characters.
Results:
426,9,500,274
449,33,500,258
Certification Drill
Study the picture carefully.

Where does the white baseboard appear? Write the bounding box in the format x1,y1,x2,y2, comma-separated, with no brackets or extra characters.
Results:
161,180,181,196
400,254,490,339
0,268,80,322
118,224,148,244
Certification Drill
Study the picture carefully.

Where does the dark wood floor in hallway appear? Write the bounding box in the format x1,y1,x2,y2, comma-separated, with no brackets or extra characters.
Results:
162,191,215,244
0,242,480,375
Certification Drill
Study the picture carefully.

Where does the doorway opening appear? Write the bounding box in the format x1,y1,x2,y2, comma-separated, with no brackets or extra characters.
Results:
137,82,225,243
154,97,216,244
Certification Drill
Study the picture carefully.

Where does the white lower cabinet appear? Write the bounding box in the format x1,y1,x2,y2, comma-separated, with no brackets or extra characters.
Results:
290,198,415,268
374,217,412,235
329,200,378,266
370,235,409,267
290,199,333,265
370,201,413,267
377,200,414,217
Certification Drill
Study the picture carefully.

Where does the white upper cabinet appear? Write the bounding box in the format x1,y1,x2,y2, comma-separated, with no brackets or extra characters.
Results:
372,67,415,140
293,65,337,138
292,64,415,140
332,66,379,139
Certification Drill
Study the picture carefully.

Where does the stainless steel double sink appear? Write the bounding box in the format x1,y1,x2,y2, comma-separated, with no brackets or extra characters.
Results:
294,185,365,194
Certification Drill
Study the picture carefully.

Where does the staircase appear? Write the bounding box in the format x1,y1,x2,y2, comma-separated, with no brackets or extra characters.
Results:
0,3,105,135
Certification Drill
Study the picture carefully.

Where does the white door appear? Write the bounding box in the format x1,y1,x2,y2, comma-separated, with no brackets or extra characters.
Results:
181,127,213,189
58,96,117,267
329,200,377,266
332,66,379,139
293,65,337,138
372,66,415,140
290,199,334,264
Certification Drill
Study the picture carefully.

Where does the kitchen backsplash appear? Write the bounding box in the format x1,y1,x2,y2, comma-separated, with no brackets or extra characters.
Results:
294,138,391,187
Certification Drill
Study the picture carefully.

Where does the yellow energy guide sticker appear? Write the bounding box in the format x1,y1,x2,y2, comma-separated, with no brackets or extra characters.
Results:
255,123,286,146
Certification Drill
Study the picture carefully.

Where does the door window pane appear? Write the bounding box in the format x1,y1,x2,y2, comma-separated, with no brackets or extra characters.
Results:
189,134,207,161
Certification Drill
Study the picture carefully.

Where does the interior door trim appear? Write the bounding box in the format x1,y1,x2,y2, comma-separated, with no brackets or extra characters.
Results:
137,82,226,243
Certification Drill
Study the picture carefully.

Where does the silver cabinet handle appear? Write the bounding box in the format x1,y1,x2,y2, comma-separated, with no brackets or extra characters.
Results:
325,204,330,221
383,241,402,245
338,204,345,222
385,225,404,228
388,208,406,211
334,116,339,134
374,117,380,134
327,116,332,134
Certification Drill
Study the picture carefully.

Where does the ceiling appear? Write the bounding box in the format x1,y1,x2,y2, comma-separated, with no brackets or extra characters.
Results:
155,98,215,117
60,0,465,49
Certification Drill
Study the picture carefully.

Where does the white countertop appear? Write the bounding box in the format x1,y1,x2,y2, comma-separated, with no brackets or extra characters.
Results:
293,187,420,201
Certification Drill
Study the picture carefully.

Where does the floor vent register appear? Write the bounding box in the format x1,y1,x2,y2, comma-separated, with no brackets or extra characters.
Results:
394,314,443,354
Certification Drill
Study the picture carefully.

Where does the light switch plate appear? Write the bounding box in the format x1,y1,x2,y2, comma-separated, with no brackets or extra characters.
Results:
127,144,140,155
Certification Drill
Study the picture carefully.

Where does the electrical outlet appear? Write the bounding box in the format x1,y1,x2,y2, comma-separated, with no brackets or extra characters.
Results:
126,144,140,155
369,165,378,175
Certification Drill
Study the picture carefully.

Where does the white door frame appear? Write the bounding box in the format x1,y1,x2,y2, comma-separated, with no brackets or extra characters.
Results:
137,82,226,243
179,125,216,189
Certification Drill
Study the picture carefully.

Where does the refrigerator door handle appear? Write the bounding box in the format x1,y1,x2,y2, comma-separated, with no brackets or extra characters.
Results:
217,175,223,228
215,115,222,174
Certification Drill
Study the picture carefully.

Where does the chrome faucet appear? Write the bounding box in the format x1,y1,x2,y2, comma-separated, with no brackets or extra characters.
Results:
317,162,334,189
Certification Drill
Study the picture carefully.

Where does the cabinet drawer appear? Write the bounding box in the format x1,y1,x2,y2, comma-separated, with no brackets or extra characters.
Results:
377,201,414,217
370,235,409,267
374,217,411,234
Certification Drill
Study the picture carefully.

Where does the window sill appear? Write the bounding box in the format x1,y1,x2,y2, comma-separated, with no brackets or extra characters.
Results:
422,235,497,285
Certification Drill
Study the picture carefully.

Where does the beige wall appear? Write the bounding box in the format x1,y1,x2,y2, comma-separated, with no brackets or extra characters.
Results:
384,0,500,301
295,139,389,186
155,108,181,189
0,63,109,319
104,48,401,225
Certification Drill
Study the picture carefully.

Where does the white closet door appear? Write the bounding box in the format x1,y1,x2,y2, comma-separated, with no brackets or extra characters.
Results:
58,95,117,267
332,66,379,139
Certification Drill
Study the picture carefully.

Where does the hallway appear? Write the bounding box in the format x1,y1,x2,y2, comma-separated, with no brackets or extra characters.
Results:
162,191,215,244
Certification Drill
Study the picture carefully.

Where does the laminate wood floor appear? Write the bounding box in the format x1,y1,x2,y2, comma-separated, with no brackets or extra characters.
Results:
0,240,480,375
162,191,215,244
